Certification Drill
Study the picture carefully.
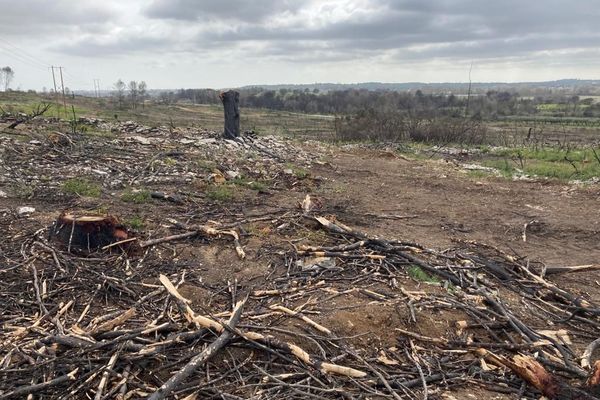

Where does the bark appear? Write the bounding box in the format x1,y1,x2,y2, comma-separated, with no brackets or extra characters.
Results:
220,90,240,139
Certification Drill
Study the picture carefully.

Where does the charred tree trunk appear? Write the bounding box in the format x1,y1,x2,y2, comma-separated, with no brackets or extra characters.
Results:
220,90,240,139
49,213,129,254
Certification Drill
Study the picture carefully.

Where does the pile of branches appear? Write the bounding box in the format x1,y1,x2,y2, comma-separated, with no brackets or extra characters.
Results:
1,207,600,399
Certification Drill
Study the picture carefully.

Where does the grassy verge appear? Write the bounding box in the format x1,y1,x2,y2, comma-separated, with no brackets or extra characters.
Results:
482,147,600,181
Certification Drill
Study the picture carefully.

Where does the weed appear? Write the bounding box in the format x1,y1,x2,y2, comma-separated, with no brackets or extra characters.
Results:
206,185,234,202
294,168,309,179
407,265,441,284
121,189,151,204
126,216,145,230
12,183,34,199
249,181,268,191
467,170,492,179
196,160,216,171
63,178,101,197
286,163,310,179
164,157,177,166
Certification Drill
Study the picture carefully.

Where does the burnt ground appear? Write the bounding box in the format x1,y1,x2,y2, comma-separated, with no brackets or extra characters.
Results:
2,119,600,399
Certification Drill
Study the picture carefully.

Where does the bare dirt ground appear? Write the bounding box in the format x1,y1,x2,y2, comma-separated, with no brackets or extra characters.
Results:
2,118,600,399
316,147,600,270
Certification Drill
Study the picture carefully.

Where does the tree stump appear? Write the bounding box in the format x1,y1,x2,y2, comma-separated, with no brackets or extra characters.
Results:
220,90,240,139
49,213,129,253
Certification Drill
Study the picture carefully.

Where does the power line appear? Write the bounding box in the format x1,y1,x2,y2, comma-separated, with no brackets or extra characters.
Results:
0,45,49,72
0,37,50,68
0,37,91,90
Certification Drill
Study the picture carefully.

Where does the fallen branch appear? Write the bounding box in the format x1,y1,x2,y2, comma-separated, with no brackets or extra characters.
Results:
0,368,79,400
148,299,246,400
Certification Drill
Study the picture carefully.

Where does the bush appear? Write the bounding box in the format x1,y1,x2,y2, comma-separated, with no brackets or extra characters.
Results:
335,109,487,145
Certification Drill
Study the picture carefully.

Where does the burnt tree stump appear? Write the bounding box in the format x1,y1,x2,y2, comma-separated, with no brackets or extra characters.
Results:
49,213,129,253
220,90,240,139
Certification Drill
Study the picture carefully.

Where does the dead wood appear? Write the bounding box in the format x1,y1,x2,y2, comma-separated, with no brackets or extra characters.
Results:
148,299,246,400
220,90,240,139
49,213,129,253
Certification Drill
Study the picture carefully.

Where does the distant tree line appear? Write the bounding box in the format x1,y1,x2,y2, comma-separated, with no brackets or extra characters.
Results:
154,87,600,119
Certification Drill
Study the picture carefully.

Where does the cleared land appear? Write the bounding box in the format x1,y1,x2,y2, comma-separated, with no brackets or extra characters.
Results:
2,94,600,399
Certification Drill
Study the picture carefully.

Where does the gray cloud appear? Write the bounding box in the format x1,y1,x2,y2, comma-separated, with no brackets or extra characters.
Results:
0,0,115,35
143,0,303,22
1,0,599,89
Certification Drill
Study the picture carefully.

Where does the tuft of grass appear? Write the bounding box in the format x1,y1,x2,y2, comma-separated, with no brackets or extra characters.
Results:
286,163,310,179
163,157,177,166
294,168,309,179
249,181,268,191
467,170,493,179
206,185,234,202
407,265,441,284
231,177,268,191
63,178,101,197
196,160,217,171
12,183,34,199
482,159,516,178
121,189,151,203
126,215,145,230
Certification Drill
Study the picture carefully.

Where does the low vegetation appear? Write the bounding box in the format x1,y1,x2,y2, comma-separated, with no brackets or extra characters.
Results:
62,178,101,197
483,146,600,181
121,189,151,203
205,185,234,202
126,215,145,230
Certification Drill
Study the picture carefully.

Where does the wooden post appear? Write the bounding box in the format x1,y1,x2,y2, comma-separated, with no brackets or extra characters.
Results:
220,90,240,139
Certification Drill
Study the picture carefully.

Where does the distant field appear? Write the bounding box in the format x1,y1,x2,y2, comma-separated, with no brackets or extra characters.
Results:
0,91,336,140
4,91,600,145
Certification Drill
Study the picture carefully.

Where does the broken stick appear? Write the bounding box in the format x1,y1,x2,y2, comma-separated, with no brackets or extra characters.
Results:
148,299,246,400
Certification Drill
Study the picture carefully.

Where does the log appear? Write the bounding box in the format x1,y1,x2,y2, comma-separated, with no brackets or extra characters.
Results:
220,90,240,139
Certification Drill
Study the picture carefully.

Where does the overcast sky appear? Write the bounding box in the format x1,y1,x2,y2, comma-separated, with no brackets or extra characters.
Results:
1,0,599,91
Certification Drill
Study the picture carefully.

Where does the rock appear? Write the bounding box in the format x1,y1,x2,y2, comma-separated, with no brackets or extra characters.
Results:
225,170,240,180
17,206,35,215
0,189,7,198
284,169,294,175
129,136,152,145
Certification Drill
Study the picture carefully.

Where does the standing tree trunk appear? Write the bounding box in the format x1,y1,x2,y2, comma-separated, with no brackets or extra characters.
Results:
220,90,240,139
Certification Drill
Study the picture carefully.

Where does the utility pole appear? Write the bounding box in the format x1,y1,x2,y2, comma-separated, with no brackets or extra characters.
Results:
93,79,100,98
58,67,67,115
50,66,60,118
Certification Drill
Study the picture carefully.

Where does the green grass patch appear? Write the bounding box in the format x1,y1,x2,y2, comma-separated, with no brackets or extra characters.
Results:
126,215,145,230
231,177,268,191
484,147,600,181
249,181,268,191
286,163,310,179
467,170,493,179
63,178,101,197
163,157,177,166
121,189,151,203
407,265,441,284
482,159,516,177
206,185,234,202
